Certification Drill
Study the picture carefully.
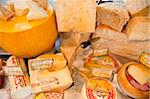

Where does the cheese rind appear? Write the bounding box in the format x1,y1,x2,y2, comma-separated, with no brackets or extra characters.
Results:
125,16,150,40
124,0,149,15
55,0,96,32
97,2,130,32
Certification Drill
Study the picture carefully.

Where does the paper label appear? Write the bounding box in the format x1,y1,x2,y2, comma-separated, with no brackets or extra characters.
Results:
30,58,54,70
93,48,109,56
4,66,23,76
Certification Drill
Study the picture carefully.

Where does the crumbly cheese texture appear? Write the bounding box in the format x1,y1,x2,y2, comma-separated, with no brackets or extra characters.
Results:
97,2,130,32
124,0,149,15
55,0,96,33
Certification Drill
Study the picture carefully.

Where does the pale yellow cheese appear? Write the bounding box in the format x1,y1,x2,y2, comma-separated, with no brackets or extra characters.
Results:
55,0,96,32
128,64,150,85
30,66,73,93
13,0,29,16
97,2,130,32
126,16,150,40
60,46,77,67
124,0,149,15
26,0,48,21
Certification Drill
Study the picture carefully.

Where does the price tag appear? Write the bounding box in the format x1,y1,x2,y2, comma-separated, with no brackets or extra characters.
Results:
4,66,23,76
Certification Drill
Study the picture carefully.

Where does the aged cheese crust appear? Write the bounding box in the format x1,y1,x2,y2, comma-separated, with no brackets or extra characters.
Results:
55,0,96,33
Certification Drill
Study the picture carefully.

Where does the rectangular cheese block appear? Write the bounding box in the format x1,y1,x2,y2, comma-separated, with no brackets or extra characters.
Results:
60,46,77,67
97,2,129,32
124,0,149,15
30,66,73,93
125,16,150,40
55,0,96,33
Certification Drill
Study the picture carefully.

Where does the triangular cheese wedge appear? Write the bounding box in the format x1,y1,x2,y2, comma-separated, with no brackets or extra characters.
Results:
26,0,48,21
0,4,14,21
13,0,29,16
60,46,77,67
32,0,48,10
127,64,150,85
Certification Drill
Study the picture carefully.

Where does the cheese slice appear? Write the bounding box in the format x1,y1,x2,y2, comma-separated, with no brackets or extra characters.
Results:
60,46,77,67
127,64,150,85
13,0,29,16
125,16,150,40
124,0,149,15
97,2,130,32
26,0,48,21
30,66,73,93
0,4,14,21
32,0,48,10
55,0,96,32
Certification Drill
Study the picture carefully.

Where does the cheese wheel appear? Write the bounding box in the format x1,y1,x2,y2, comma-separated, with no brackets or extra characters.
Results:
0,7,58,58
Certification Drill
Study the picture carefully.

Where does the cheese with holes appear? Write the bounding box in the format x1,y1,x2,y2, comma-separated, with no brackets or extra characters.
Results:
60,46,77,67
97,2,130,32
29,66,73,93
124,0,149,15
127,64,150,85
125,16,150,40
55,0,96,32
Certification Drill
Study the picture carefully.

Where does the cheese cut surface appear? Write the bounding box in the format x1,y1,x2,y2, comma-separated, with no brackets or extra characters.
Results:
124,0,149,15
127,64,150,85
126,16,150,40
60,46,77,67
13,0,29,16
55,0,96,32
97,2,130,32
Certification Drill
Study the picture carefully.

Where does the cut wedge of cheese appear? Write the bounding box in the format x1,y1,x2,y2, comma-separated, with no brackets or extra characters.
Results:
30,66,73,93
32,0,48,10
26,0,47,21
55,0,96,32
13,0,29,16
0,4,14,21
60,46,77,67
125,16,150,40
97,2,130,32
127,64,150,85
124,0,149,15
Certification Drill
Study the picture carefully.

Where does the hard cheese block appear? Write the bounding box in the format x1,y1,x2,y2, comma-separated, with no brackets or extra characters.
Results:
124,0,149,15
93,24,150,60
30,66,73,93
55,0,96,33
97,2,129,32
125,16,150,40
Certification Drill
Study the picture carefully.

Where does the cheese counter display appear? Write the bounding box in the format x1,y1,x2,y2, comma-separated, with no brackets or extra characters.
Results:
0,0,149,99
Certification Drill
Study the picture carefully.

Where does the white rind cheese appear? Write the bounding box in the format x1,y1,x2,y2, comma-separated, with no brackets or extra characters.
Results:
55,0,96,33
97,2,130,32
